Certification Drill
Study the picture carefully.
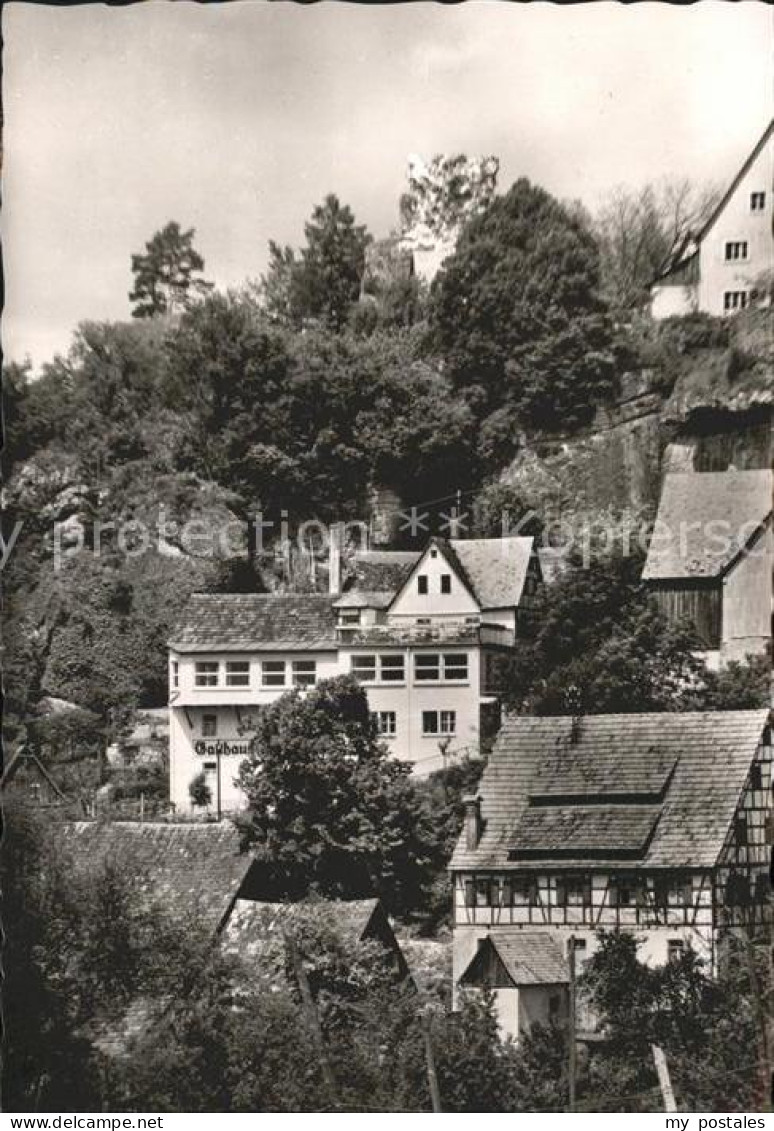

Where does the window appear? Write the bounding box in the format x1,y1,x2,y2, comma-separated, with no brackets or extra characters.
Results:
734,814,748,846
724,241,748,261
292,660,317,688
442,653,469,681
415,653,441,682
610,878,639,908
194,661,219,687
475,878,491,907
422,710,456,736
414,653,468,682
667,939,685,962
750,764,763,790
417,574,428,595
510,876,536,904
724,291,748,312
379,654,405,683
338,609,361,634
171,661,179,689
261,660,286,687
352,654,377,683
751,191,766,211
225,661,250,688
202,714,217,737
374,710,397,736
440,573,452,594
416,617,431,626
556,877,592,907
464,879,476,908
430,549,438,559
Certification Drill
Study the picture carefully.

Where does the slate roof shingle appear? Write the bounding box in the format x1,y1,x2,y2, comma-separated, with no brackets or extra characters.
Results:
345,551,420,598
451,710,770,872
460,934,569,987
57,821,255,935
169,594,339,653
445,537,536,610
643,471,772,580
509,805,662,858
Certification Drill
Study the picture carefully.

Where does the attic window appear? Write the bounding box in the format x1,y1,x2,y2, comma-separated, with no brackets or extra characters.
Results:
724,241,748,261
441,574,452,594
751,191,766,211
430,549,438,559
417,575,428,595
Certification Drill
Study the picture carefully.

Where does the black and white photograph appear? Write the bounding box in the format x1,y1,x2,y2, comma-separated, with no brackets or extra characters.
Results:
1,0,772,1116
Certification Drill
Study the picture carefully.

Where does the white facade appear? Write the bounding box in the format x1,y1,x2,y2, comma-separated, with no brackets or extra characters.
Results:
651,121,774,320
168,642,491,812
168,537,538,814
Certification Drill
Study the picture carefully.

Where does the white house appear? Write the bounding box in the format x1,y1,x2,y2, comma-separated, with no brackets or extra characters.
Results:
167,536,542,813
651,120,773,319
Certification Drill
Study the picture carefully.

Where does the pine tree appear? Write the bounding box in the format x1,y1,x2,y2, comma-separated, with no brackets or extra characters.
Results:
129,221,213,318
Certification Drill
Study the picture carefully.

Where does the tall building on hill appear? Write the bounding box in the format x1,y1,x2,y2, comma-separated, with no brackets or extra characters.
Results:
651,120,774,319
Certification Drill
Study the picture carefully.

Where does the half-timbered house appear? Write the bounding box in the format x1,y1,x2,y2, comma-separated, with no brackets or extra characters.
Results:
450,709,772,1040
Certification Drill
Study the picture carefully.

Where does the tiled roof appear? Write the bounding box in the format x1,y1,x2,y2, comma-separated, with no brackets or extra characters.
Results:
643,471,772,580
509,805,662,858
169,594,339,653
460,934,568,987
346,551,420,597
446,537,535,609
530,750,677,801
333,589,394,610
450,710,770,872
221,898,382,967
56,821,255,935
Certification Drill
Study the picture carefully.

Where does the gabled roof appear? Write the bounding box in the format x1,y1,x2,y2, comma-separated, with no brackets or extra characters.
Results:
696,119,774,245
223,897,382,958
388,536,536,612
447,537,535,609
344,551,421,597
643,471,772,580
451,710,770,872
169,593,338,653
0,748,68,800
220,897,410,980
56,821,256,935
460,934,568,987
654,119,774,281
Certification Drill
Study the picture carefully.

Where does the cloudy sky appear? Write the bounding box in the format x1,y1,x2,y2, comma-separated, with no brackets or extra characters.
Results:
3,1,772,369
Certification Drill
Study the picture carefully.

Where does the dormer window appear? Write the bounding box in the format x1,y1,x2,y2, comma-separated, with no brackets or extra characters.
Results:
751,191,766,211
417,575,428,595
440,574,452,594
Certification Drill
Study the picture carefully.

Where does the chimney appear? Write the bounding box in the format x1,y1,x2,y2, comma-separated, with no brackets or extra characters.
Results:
463,794,482,851
329,522,343,596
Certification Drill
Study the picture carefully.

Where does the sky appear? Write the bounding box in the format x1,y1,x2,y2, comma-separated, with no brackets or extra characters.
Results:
3,1,772,370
